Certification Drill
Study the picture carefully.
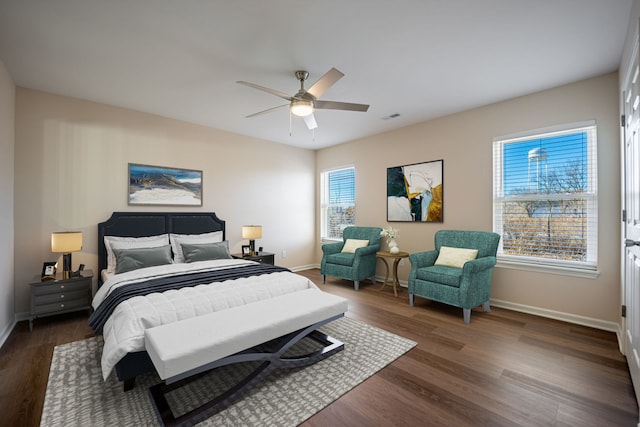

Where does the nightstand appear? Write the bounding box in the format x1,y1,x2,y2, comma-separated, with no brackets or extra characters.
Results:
231,252,275,265
29,270,93,331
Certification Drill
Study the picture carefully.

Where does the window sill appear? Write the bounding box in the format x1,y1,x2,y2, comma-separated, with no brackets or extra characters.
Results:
321,238,342,244
496,258,600,279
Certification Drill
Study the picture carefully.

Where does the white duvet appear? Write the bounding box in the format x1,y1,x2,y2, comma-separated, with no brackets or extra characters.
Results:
93,259,318,380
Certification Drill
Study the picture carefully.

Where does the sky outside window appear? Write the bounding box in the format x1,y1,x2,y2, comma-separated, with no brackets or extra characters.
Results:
502,131,588,195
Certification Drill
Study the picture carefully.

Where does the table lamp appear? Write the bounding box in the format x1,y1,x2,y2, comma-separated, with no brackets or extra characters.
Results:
242,225,262,256
51,231,83,279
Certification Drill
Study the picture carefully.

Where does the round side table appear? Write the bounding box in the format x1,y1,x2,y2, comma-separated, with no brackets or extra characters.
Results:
376,251,409,297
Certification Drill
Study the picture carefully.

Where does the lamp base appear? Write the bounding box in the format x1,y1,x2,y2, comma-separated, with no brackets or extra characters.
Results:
62,253,72,279
249,240,256,256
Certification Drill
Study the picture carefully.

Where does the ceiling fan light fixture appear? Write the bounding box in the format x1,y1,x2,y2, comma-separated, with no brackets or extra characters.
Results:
290,99,314,117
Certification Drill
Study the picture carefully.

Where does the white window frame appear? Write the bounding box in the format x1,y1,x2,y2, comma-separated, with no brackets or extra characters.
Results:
321,165,355,241
493,121,599,278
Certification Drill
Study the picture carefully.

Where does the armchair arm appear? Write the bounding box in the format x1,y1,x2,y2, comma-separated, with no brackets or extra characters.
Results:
351,244,381,277
322,241,343,255
408,250,438,288
459,256,497,308
409,250,438,269
461,256,496,274
354,244,380,257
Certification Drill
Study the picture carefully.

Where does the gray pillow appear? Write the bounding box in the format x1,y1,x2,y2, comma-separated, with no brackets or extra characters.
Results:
181,241,232,263
113,245,173,274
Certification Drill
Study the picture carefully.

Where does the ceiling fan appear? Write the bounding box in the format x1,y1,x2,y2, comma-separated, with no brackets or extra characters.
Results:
237,68,369,131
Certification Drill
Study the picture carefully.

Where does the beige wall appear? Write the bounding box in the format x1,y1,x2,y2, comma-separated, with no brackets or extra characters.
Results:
0,60,15,343
8,73,623,328
13,88,316,313
317,72,621,326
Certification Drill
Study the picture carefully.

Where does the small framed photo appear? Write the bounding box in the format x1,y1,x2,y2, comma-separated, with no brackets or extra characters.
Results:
241,245,251,256
41,261,57,281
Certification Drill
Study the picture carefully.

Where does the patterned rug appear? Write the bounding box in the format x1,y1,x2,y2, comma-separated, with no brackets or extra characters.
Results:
40,317,416,426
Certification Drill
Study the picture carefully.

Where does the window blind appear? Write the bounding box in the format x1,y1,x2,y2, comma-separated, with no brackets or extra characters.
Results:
328,168,355,205
493,121,598,270
321,166,355,239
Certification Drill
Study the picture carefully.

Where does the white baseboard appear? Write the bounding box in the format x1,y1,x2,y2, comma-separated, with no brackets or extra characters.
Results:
490,298,619,333
618,323,625,354
15,311,29,322
0,318,16,349
290,264,320,272
294,266,621,333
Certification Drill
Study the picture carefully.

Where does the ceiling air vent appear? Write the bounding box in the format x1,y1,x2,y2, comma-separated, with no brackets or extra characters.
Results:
382,113,401,120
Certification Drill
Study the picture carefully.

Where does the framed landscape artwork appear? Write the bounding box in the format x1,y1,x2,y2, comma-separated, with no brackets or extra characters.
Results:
128,163,203,206
387,159,443,222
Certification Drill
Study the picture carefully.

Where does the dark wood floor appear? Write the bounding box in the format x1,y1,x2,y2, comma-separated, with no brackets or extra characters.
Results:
1,268,638,426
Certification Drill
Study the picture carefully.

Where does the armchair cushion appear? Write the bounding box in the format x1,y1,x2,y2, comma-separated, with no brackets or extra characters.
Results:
416,265,462,287
434,246,478,269
326,252,356,266
342,239,369,253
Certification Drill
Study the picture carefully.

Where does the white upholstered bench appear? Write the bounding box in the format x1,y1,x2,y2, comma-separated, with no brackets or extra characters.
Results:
145,288,348,427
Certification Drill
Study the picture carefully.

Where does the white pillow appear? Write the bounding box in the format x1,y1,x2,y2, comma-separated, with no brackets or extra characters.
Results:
169,231,224,263
341,238,370,253
104,234,169,274
434,246,479,268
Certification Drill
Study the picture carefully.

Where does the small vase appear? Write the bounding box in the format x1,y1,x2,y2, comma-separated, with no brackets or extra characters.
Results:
388,239,400,254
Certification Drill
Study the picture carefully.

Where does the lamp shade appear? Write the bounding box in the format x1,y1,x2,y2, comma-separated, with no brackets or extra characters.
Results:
242,225,262,240
51,231,83,253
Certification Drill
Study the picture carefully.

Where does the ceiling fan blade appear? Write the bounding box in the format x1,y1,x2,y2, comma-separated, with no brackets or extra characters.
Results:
237,81,292,102
246,104,289,118
303,113,318,130
315,100,369,112
306,68,344,98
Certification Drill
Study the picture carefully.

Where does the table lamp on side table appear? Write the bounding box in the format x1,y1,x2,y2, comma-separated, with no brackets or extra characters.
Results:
242,225,262,256
51,231,83,279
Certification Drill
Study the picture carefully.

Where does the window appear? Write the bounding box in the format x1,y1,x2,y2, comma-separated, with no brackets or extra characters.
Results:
321,166,355,239
493,121,598,275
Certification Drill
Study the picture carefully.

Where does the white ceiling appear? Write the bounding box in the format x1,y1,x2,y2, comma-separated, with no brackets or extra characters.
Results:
0,1,632,149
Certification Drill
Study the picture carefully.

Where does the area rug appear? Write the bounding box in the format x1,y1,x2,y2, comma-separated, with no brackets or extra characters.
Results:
40,317,416,426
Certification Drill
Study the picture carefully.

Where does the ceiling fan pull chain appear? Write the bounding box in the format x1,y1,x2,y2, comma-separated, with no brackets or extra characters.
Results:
289,109,292,136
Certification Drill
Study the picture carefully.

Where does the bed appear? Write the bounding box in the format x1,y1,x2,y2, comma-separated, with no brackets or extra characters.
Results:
91,211,326,391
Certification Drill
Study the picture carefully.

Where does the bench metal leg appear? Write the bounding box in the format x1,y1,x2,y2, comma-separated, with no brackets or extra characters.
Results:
482,301,491,313
149,316,345,427
463,308,471,324
354,280,359,291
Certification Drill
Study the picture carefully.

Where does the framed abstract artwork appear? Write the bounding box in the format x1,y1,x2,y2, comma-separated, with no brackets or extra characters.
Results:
387,159,443,222
128,163,203,206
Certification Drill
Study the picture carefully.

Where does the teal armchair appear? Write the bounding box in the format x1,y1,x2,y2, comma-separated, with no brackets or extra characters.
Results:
321,226,383,291
408,230,500,323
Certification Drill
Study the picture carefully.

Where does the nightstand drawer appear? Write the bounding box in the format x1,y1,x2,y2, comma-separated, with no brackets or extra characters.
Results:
32,280,89,296
32,298,89,316
231,252,275,265
34,289,88,306
252,254,274,264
